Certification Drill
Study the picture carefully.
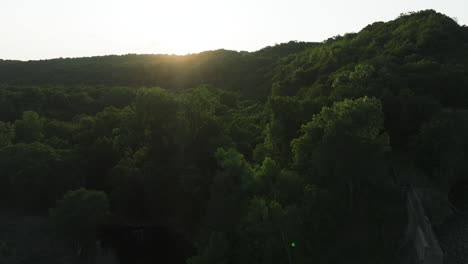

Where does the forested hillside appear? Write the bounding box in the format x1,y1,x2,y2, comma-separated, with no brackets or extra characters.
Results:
1,10,467,264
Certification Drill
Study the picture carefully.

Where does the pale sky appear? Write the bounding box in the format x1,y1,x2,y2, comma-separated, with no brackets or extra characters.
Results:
1,0,466,61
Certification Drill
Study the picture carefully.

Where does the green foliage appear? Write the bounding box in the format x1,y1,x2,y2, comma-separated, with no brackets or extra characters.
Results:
415,109,468,190
187,232,229,264
215,148,254,191
107,146,147,218
330,64,378,100
49,188,109,248
203,148,254,232
0,240,15,258
0,142,74,209
292,97,390,179
134,87,180,129
0,121,14,147
253,157,281,196
264,95,306,162
13,111,43,143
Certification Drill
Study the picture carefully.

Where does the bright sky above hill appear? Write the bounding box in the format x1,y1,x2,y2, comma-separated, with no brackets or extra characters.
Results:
1,0,467,61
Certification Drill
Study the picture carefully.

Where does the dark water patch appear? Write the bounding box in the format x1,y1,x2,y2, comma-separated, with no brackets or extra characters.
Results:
98,224,196,264
449,179,468,212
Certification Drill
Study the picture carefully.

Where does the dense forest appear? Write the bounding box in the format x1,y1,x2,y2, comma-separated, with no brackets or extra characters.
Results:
1,9,468,263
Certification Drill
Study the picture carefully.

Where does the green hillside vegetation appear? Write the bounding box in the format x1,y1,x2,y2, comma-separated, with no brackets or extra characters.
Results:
1,9,467,263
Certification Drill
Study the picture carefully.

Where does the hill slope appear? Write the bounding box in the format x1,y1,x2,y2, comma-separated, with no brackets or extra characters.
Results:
0,41,318,98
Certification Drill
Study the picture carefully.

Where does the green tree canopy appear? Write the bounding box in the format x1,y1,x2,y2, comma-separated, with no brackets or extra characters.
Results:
292,97,390,210
0,121,14,147
13,111,43,143
49,188,109,249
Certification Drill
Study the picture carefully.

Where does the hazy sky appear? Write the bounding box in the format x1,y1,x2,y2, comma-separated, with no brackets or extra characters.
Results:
1,0,466,61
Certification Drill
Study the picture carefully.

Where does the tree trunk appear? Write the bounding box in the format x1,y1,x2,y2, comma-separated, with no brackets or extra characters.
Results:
348,179,354,213
280,227,293,264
